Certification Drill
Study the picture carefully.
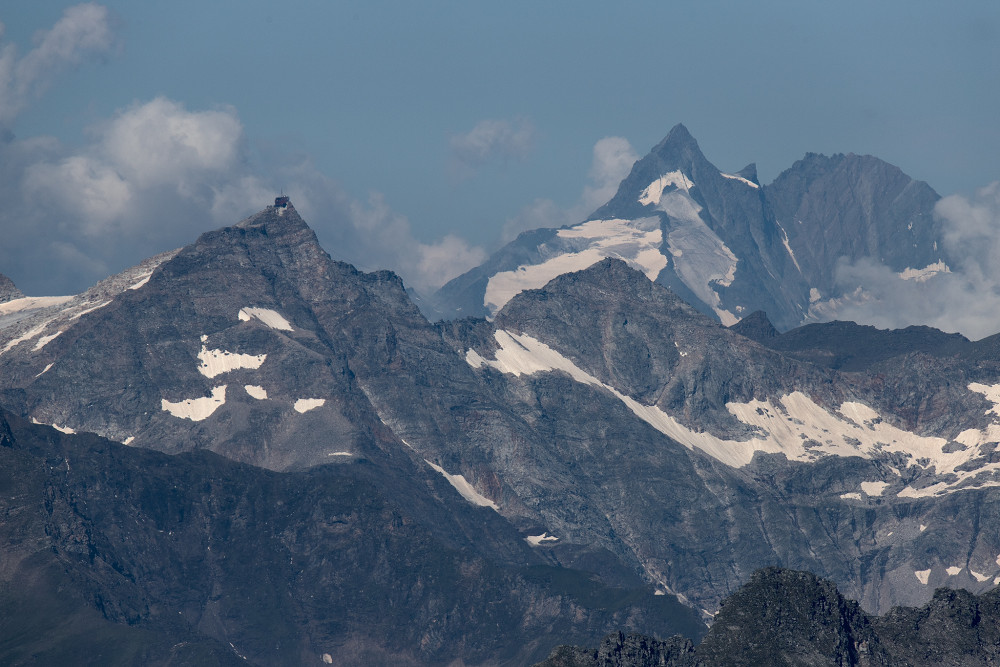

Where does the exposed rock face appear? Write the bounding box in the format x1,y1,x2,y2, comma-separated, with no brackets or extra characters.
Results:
5,204,1000,639
538,568,1000,667
0,272,21,303
0,409,706,666
432,125,945,332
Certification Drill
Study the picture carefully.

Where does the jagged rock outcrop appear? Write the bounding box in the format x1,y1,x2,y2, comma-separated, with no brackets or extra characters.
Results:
537,568,1000,666
0,272,21,303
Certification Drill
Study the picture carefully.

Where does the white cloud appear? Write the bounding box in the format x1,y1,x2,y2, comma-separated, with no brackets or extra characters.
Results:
501,136,638,242
1,93,485,297
0,3,114,128
449,118,535,172
99,97,243,188
827,182,1000,340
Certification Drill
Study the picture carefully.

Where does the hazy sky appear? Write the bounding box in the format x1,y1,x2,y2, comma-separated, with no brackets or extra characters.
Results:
1,1,998,300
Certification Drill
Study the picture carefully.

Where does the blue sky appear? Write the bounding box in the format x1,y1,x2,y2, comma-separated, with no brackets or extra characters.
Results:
1,0,998,297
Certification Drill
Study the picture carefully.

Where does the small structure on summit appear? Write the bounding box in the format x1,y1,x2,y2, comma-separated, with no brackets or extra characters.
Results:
274,195,290,208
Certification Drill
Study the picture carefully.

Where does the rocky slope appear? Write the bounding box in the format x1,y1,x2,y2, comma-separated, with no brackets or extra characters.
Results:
4,201,1000,646
537,568,1000,666
0,408,705,666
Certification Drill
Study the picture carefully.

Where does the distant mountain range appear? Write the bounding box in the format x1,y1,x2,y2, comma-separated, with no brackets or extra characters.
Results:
0,127,997,665
431,124,946,332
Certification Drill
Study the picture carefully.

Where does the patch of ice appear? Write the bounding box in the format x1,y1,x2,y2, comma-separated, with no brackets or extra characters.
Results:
720,172,759,189
238,307,293,331
1,323,50,354
294,398,325,413
424,459,498,510
128,274,152,290
478,329,950,469
69,300,112,320
484,218,666,314
0,296,73,316
465,348,488,368
639,171,695,206
860,481,889,497
915,569,931,585
197,345,266,379
244,384,268,400
775,221,802,274
655,182,739,323
33,331,62,351
946,566,962,576
161,385,227,421
898,261,951,283
840,492,862,500
526,533,559,546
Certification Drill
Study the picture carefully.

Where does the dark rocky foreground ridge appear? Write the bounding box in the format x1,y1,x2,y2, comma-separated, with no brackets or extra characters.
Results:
0,408,704,666
538,568,1000,666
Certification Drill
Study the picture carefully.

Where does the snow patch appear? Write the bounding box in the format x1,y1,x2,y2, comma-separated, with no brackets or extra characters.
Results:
654,181,739,324
327,452,352,457
33,331,62,351
920,524,927,532
971,569,990,582
162,385,227,421
197,345,266,379
639,171,695,206
946,566,962,576
244,384,268,400
294,398,325,413
238,307,293,331
122,436,134,445
720,172,759,188
476,330,951,470
840,492,862,500
860,481,889,496
484,218,666,314
526,533,559,546
128,274,152,290
0,296,73,316
424,459,498,510
52,423,75,434
915,569,931,585
775,221,802,274
36,363,53,377
69,300,112,320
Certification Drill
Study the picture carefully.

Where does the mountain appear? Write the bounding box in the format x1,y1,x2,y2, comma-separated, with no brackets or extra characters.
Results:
537,568,1000,666
445,257,1000,615
431,124,948,332
4,197,1000,660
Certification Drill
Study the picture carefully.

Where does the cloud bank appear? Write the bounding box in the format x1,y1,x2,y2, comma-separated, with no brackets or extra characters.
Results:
449,118,536,175
0,94,486,296
828,182,1000,340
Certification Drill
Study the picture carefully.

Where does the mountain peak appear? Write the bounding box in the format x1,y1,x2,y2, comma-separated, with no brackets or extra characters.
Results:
650,123,704,165
0,272,22,303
